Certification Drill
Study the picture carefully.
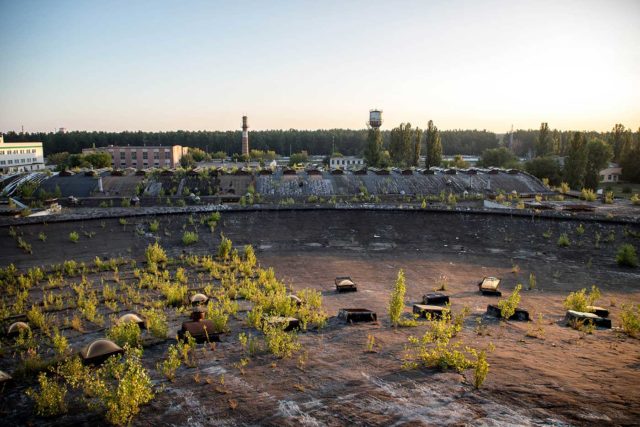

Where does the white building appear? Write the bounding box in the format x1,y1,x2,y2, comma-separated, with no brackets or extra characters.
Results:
599,166,622,183
0,135,45,173
330,156,364,169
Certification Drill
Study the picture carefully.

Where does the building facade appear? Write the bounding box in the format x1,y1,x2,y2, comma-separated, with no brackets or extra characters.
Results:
599,166,622,183
0,135,45,173
329,156,364,169
82,145,187,169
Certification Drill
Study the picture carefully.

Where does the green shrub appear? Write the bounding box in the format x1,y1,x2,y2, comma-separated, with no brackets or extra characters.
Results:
52,328,69,357
141,308,168,339
616,244,638,268
68,231,79,243
620,304,640,338
559,182,570,193
149,220,159,232
263,324,301,358
86,349,154,426
580,188,596,201
603,191,614,204
107,322,142,348
389,269,406,327
119,218,128,226
26,372,68,416
38,232,47,242
497,284,521,320
576,224,585,235
145,242,168,268
218,234,233,259
631,194,640,205
157,344,181,381
161,283,187,306
182,231,198,245
563,285,601,312
557,233,570,247
27,305,47,331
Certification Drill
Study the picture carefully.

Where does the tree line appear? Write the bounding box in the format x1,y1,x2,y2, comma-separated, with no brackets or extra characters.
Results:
2,128,499,158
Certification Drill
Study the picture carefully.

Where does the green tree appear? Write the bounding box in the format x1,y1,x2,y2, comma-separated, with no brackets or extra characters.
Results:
525,157,562,185
425,120,442,168
83,152,112,168
364,127,383,167
188,147,210,162
535,122,554,157
47,151,70,166
412,127,423,167
584,138,613,189
563,132,588,189
610,123,632,162
289,150,309,166
620,128,640,183
450,155,469,168
389,123,414,167
478,147,518,168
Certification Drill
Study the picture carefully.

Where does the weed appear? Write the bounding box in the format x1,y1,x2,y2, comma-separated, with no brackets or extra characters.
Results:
68,231,79,243
365,334,376,353
17,237,33,254
542,229,552,239
38,232,47,242
141,308,168,339
218,234,233,260
107,322,142,348
434,273,448,291
580,188,597,201
158,344,181,381
564,285,601,312
616,244,638,267
26,372,68,416
262,324,300,358
389,269,406,327
182,231,199,245
528,273,536,290
576,224,585,235
526,314,546,339
149,220,159,232
497,284,522,320
557,233,570,247
620,304,640,338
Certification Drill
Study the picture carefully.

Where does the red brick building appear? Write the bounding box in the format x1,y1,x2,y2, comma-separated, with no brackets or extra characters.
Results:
83,145,188,169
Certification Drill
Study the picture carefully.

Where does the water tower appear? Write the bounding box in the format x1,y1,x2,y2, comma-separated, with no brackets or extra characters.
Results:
368,109,383,128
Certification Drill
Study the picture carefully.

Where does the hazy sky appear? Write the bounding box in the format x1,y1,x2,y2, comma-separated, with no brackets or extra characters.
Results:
1,0,638,133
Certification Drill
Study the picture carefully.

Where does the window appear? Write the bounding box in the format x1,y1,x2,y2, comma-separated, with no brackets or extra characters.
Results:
21,159,26,163
143,152,148,160
0,151,4,155
608,175,611,180
0,160,5,165
153,152,159,159
120,152,125,160
33,158,37,162
8,160,12,164
131,152,137,159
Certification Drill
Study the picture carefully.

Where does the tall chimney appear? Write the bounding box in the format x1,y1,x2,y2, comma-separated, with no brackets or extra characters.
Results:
242,115,249,157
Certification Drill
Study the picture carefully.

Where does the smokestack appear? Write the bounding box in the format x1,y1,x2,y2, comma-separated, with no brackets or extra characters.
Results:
241,115,249,157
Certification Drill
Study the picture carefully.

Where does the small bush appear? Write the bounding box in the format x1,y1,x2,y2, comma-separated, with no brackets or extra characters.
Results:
576,224,585,235
580,188,597,201
620,304,640,338
389,269,406,327
68,231,79,243
119,218,128,226
38,232,47,242
149,220,159,232
616,244,638,268
161,282,187,306
157,344,181,381
497,284,521,320
26,372,68,416
141,308,168,339
557,233,570,247
559,182,570,193
145,242,168,267
564,285,601,312
603,191,614,204
218,234,233,259
182,231,198,245
631,194,640,205
107,321,142,348
263,324,300,359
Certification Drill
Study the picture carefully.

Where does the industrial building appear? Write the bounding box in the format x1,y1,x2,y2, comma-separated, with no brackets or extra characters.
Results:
0,135,45,173
82,145,188,169
330,156,365,168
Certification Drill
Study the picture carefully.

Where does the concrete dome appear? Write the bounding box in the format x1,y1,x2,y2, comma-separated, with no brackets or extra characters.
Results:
7,321,30,336
190,293,208,305
80,339,124,365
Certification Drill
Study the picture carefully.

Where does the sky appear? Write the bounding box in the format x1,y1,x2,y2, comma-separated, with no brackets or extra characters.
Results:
0,0,639,133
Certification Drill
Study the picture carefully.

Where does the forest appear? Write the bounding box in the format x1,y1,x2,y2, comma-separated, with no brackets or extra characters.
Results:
3,128,500,157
